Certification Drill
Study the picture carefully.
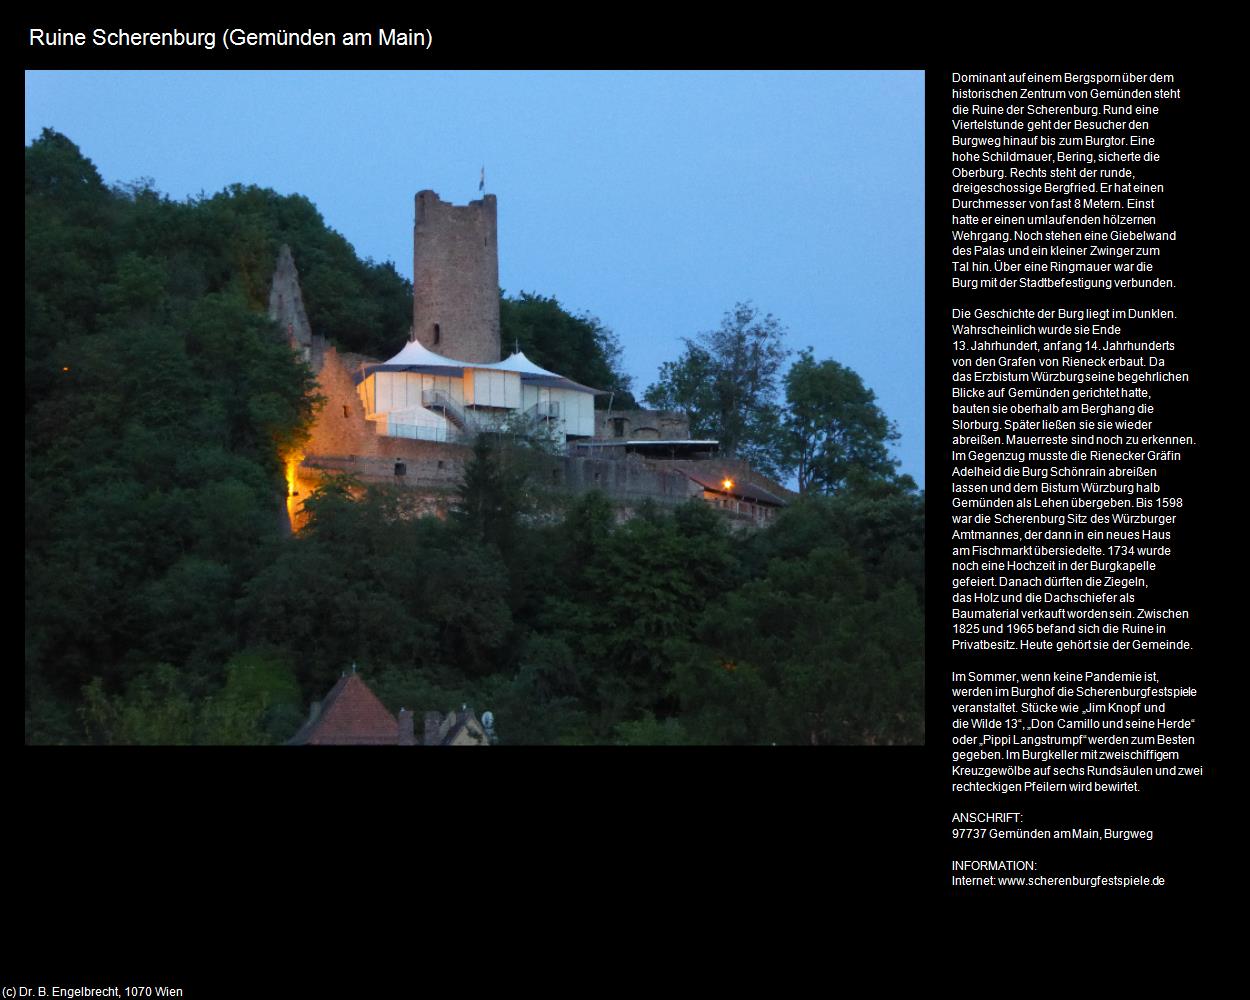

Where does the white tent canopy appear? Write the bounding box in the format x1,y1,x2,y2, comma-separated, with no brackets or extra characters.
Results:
362,343,604,395
484,350,560,377
369,338,466,372
485,350,605,394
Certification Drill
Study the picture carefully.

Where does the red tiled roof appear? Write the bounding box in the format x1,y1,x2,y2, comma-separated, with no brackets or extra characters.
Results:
288,674,400,746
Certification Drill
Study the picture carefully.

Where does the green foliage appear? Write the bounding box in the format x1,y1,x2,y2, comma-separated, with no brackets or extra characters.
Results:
756,481,925,602
501,292,635,407
677,489,925,744
25,131,320,733
613,712,695,746
668,655,771,745
80,663,271,746
25,131,923,746
778,348,901,494
26,129,117,410
644,345,719,435
462,667,589,746
644,307,908,490
369,668,467,726
452,434,529,560
644,302,789,466
690,545,922,745
534,498,739,729
196,184,412,355
224,649,304,742
243,480,514,688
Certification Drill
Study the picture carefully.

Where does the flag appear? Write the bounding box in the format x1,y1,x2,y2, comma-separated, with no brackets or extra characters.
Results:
479,166,485,192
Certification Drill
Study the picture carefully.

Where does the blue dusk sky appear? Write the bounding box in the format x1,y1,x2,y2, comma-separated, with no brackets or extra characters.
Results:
25,70,925,486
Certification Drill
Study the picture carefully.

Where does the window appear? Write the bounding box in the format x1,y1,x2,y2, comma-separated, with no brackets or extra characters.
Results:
342,404,350,418
433,323,441,345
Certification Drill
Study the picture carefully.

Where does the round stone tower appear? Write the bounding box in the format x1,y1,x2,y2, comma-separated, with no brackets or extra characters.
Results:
412,189,501,363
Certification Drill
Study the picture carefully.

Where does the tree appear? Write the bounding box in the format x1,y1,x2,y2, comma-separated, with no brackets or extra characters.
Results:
644,345,718,436
778,348,900,494
195,183,413,356
80,662,274,745
452,434,528,560
644,302,788,463
674,491,925,745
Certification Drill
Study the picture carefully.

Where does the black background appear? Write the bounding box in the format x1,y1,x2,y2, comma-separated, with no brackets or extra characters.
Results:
932,56,1220,901
20,17,1221,982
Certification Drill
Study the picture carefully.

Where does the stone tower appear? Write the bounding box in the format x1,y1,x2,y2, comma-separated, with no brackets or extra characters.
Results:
411,190,501,363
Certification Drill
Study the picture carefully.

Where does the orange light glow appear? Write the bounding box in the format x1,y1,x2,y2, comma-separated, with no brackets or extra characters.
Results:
62,366,70,372
284,452,305,531
721,478,734,492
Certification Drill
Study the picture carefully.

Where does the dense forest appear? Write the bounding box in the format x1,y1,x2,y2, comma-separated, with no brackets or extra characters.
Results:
25,130,924,745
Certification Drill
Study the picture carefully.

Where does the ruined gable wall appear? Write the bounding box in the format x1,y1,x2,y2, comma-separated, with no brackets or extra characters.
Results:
268,244,327,370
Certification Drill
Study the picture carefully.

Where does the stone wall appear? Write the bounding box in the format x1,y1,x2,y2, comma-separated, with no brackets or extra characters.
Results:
291,461,458,525
593,408,690,441
295,439,702,524
302,347,385,459
268,244,327,371
302,451,468,489
412,191,501,364
555,453,700,504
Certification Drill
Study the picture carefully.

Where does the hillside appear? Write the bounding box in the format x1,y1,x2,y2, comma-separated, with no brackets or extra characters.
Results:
25,130,924,745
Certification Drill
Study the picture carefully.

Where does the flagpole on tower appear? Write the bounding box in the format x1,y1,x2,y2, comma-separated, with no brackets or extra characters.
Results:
479,166,485,194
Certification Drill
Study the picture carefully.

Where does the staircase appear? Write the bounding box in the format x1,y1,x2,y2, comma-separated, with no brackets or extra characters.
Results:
422,389,469,431
525,400,561,421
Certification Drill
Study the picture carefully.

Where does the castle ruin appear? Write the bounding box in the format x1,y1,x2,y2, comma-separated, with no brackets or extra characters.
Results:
273,188,790,531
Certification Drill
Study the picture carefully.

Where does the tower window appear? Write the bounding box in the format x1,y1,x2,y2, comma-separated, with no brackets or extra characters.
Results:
342,405,350,418
433,323,441,345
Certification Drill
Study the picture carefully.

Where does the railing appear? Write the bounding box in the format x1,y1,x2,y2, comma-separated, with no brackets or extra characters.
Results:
422,389,469,429
525,400,561,420
381,395,560,443
386,421,458,443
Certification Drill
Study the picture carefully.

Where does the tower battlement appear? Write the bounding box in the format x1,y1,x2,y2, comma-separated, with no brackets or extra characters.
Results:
412,189,501,363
